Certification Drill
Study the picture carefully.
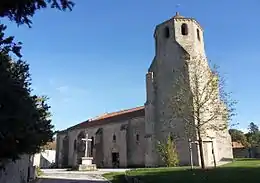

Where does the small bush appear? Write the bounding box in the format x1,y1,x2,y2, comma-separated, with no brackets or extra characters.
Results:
157,135,179,167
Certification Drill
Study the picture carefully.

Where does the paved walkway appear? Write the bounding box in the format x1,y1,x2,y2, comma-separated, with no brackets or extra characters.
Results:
37,178,108,183
38,168,129,183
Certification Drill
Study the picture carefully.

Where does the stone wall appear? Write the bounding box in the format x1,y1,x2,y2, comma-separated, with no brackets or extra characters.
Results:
127,117,145,167
0,155,35,183
233,148,250,158
233,147,260,159
146,14,233,167
56,115,148,168
102,121,128,168
149,20,200,166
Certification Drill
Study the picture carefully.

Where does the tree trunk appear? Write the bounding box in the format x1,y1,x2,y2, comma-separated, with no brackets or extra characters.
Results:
197,130,205,169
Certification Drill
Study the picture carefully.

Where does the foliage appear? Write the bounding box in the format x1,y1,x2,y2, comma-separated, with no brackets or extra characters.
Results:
126,159,260,183
229,129,249,147
245,122,260,147
36,166,43,177
0,24,54,161
248,122,259,134
0,0,73,164
0,25,23,57
246,133,260,147
41,140,56,151
169,56,236,168
157,134,179,167
0,0,74,27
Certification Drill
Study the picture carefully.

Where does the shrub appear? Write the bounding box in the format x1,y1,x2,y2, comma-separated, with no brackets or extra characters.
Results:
157,135,179,167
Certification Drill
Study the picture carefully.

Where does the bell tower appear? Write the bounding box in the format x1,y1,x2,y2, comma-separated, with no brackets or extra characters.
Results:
154,12,206,58
145,12,206,167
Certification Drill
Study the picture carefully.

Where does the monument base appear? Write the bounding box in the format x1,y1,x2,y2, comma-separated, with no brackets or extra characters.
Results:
78,164,97,171
78,157,97,171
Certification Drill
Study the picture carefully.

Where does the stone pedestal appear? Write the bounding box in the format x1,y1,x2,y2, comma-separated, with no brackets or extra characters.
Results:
78,157,97,171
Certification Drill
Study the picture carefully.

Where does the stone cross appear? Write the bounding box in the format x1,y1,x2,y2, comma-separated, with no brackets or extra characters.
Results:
81,133,92,157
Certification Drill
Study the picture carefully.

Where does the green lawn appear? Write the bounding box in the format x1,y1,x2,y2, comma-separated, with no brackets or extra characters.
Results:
103,172,126,183
103,159,260,183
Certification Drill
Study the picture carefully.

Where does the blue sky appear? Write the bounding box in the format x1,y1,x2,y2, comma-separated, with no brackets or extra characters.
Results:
3,0,260,131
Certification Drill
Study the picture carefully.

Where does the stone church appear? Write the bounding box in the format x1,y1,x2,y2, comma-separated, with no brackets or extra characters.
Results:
55,13,233,168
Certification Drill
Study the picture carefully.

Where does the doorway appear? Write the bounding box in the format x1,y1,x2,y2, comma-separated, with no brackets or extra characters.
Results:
112,152,120,168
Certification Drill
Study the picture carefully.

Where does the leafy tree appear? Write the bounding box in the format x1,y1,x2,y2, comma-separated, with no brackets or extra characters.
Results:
248,122,259,134
0,0,75,164
0,21,54,162
0,54,54,160
229,129,249,147
246,122,260,147
0,0,74,27
169,56,236,169
157,134,179,167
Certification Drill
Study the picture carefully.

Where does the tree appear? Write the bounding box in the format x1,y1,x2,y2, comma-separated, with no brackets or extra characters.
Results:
0,0,74,27
246,122,260,147
0,25,54,162
0,0,74,164
229,129,249,147
0,55,54,161
169,56,235,169
248,122,259,134
157,134,179,167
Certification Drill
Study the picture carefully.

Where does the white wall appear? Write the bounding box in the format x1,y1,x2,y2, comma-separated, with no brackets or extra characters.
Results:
0,154,35,183
33,150,56,168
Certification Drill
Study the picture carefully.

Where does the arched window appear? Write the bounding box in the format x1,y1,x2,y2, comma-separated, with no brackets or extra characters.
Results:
164,26,170,38
113,134,116,142
197,29,200,41
181,23,188,35
136,134,140,141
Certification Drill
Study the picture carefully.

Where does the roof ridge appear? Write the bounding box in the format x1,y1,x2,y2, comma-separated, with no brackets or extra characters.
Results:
62,106,145,132
90,106,144,121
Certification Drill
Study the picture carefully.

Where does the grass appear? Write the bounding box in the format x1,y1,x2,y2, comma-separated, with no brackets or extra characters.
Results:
103,159,260,183
103,172,126,183
36,166,43,177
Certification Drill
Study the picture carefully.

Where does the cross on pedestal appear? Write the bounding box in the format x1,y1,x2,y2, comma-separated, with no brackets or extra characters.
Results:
81,133,92,157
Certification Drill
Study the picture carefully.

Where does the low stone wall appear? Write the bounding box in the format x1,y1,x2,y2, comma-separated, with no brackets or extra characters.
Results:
0,155,35,183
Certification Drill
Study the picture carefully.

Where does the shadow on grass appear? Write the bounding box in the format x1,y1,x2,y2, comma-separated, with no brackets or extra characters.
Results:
126,166,260,183
103,172,127,183
235,158,260,161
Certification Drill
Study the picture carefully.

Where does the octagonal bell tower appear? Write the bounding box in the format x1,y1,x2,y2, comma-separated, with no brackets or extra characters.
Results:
145,12,206,167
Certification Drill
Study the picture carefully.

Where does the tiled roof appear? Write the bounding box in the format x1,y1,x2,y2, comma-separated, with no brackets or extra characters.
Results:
232,141,245,149
64,106,145,132
90,106,144,121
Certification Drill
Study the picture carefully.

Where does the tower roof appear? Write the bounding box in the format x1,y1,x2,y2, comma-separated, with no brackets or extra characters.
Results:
154,12,203,37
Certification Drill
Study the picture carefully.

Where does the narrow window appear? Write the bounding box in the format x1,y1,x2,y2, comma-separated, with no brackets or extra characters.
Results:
197,29,200,41
136,134,140,141
113,134,116,142
90,137,94,156
164,26,170,38
74,140,77,150
181,23,188,35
